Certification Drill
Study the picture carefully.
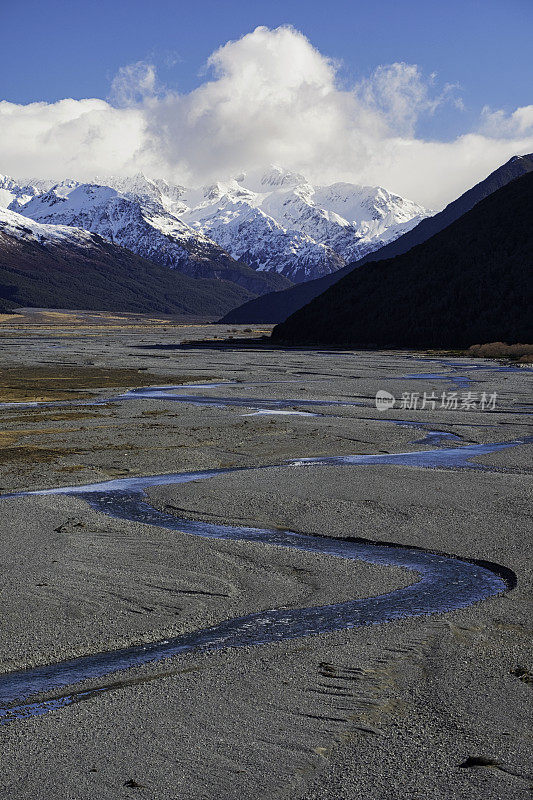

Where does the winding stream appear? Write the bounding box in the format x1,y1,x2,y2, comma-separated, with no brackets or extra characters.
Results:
0,435,529,725
0,379,358,414
118,384,363,411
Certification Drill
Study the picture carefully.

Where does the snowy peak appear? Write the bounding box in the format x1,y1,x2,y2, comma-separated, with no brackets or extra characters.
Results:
240,165,309,192
0,205,97,249
20,179,188,234
6,174,289,295
23,182,121,218
176,166,430,281
181,180,257,212
0,175,44,212
18,178,225,261
3,167,430,284
311,183,427,225
91,173,187,215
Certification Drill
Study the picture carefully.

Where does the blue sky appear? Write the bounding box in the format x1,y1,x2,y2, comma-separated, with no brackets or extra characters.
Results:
1,0,532,206
3,0,531,138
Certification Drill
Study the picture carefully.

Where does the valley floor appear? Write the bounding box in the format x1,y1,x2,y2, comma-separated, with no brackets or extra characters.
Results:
0,311,531,800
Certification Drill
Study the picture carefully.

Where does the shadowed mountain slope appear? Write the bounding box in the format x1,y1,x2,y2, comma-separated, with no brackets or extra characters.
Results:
0,209,254,317
272,172,533,349
222,154,533,323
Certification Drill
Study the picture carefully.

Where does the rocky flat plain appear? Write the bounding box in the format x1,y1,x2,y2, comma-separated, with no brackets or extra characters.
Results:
0,309,531,800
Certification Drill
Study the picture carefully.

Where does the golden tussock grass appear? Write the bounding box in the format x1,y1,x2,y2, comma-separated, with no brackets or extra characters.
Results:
0,366,198,403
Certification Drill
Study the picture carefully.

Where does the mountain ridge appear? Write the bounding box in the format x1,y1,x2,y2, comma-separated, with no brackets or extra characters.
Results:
0,206,254,317
179,166,429,282
221,153,533,323
1,167,428,287
15,181,289,296
272,172,533,348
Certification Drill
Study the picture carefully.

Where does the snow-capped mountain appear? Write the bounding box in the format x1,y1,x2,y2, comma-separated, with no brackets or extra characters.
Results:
10,179,289,295
2,167,430,285
92,173,187,217
179,166,430,281
0,204,100,249
0,175,55,213
180,188,345,282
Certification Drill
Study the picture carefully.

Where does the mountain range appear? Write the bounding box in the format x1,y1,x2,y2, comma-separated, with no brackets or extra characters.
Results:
272,171,533,348
1,158,530,335
0,167,428,290
222,154,533,323
177,167,428,282
6,178,289,296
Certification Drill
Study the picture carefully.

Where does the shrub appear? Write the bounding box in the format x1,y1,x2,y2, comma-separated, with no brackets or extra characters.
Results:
467,342,533,359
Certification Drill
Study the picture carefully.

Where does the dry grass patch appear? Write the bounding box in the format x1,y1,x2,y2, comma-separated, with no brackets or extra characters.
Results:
0,366,200,402
0,445,82,467
0,421,120,474
14,408,117,422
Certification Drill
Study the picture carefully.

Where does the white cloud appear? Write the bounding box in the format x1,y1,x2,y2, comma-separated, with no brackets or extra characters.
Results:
0,98,152,179
480,104,533,138
0,25,531,208
109,61,159,107
354,62,460,137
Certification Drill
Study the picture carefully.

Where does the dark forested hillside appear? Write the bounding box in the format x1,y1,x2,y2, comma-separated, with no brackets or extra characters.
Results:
272,172,533,349
0,228,255,317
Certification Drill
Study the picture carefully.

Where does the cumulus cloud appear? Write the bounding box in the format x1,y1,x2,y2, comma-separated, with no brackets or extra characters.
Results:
0,25,531,208
0,98,152,179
